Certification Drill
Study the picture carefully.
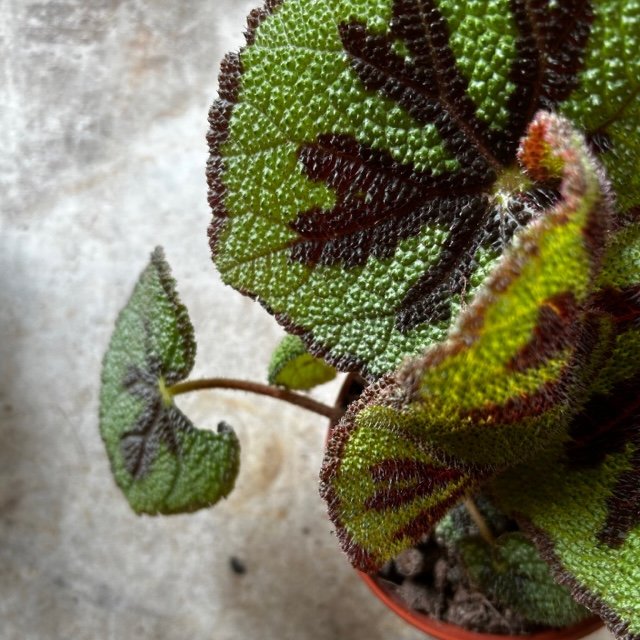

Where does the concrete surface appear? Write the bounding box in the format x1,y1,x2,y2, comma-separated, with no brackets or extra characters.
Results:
0,2,616,640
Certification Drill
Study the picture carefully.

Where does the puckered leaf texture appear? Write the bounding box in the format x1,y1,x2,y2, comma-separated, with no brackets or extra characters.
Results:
208,0,640,635
491,222,640,640
320,112,612,571
99,248,240,514
208,0,639,379
460,533,590,627
492,438,640,640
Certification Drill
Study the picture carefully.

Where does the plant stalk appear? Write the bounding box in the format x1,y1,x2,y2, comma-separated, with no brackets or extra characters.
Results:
168,378,342,422
463,497,496,546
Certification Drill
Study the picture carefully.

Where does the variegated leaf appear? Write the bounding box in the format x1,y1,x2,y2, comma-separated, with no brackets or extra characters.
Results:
491,436,640,640
459,533,590,627
319,112,612,570
100,248,240,514
490,222,640,640
321,376,486,571
208,0,639,379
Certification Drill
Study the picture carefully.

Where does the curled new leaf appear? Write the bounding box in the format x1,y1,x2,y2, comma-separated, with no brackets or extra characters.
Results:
209,0,639,379
99,248,240,514
268,335,337,390
319,112,612,571
393,111,613,467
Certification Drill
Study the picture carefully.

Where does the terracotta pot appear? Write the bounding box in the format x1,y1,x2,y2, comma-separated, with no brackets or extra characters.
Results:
358,571,603,640
331,375,603,640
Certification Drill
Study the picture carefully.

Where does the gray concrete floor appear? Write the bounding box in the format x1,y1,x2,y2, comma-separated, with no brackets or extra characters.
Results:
0,2,615,639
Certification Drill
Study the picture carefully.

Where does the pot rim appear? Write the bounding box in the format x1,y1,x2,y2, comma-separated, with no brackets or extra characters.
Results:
358,571,604,640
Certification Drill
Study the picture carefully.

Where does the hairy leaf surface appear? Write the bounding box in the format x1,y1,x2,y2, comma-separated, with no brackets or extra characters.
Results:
460,533,590,627
321,376,486,571
492,443,640,640
491,224,640,640
319,112,612,570
100,248,240,514
208,0,639,379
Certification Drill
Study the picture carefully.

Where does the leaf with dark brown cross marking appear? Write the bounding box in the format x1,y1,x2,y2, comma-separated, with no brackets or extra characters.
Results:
208,0,639,379
99,248,240,514
489,219,640,640
320,372,488,572
491,426,640,640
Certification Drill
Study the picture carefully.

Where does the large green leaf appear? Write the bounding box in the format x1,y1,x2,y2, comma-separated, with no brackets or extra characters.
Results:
99,248,240,514
319,112,612,569
208,0,639,379
267,334,337,390
492,440,640,640
491,223,640,640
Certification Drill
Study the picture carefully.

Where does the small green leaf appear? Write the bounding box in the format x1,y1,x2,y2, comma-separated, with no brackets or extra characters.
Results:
267,335,337,390
99,247,240,514
460,533,590,628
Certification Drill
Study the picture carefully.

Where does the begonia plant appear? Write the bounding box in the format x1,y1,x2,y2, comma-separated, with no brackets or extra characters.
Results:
99,0,640,636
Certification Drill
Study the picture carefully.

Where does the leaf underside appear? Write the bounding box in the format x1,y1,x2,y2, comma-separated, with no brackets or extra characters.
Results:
208,0,639,379
99,248,240,515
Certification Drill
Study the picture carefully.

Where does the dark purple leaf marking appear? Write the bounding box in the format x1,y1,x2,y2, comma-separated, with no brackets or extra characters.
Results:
565,369,640,547
508,292,580,372
366,458,465,511
592,286,640,333
290,134,494,268
289,0,594,330
566,286,640,550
